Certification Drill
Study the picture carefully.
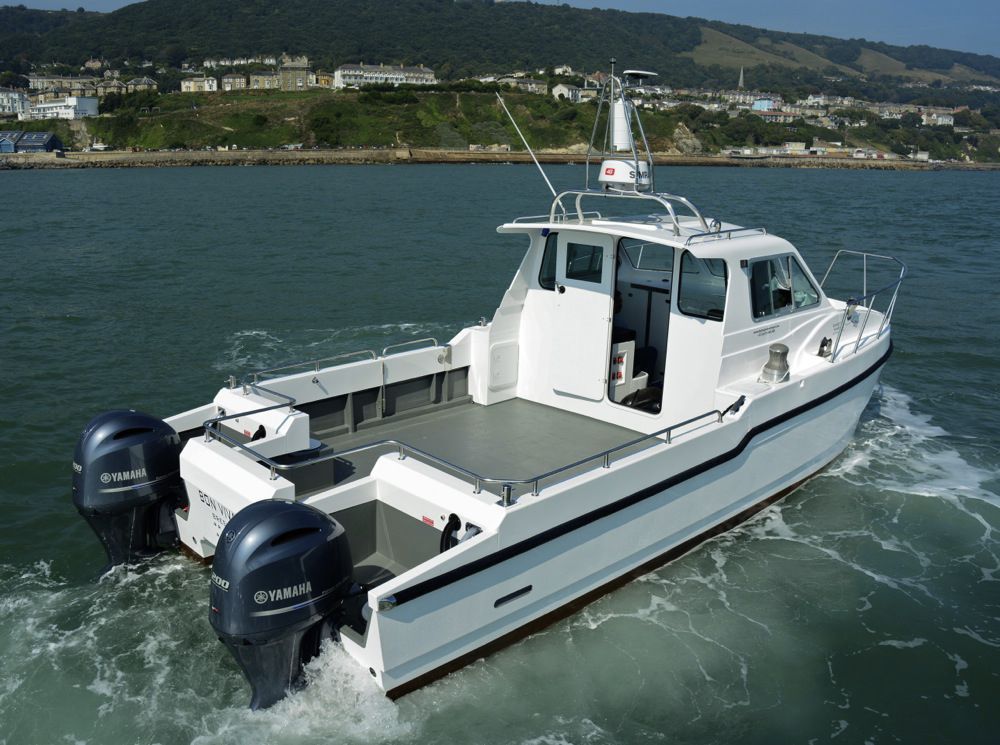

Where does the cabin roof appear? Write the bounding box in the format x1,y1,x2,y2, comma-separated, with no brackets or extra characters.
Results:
498,216,795,260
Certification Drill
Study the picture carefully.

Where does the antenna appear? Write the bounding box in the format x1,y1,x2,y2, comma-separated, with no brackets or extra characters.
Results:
496,92,558,199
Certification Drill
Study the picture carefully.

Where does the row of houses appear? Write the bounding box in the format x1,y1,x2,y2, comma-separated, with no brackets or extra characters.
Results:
182,61,438,93
333,63,437,89
26,74,158,100
0,130,64,153
202,55,279,69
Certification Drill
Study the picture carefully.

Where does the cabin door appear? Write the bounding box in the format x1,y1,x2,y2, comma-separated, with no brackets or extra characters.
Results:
550,231,614,401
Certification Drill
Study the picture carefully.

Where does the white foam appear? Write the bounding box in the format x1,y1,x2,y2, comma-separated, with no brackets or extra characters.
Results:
878,638,927,649
191,641,413,744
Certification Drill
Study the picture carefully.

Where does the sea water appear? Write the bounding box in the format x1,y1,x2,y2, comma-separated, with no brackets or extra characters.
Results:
0,164,997,744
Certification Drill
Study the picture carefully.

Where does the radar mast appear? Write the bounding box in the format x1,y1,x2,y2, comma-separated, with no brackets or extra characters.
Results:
586,58,658,194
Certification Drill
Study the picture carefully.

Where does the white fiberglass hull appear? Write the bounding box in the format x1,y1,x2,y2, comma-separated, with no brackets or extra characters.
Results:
350,349,887,696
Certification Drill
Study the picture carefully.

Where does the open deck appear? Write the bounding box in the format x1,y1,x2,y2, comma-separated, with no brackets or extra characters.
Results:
308,398,639,498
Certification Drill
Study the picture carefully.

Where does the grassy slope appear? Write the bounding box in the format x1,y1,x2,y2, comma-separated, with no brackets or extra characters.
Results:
682,27,799,70
767,40,859,77
84,90,607,151
855,48,949,82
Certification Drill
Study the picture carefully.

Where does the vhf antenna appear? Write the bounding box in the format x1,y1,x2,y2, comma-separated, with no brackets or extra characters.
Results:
496,92,559,200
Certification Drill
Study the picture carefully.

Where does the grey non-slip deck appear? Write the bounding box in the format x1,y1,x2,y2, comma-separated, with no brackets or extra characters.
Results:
318,398,640,495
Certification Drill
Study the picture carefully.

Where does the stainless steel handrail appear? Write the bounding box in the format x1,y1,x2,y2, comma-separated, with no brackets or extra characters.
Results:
685,227,767,245
511,211,603,224
547,189,710,234
202,395,746,506
819,249,906,362
819,249,905,290
203,383,296,442
381,337,438,357
249,348,378,384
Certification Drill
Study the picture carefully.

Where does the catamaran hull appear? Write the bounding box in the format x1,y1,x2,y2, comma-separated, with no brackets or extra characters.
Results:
349,353,886,696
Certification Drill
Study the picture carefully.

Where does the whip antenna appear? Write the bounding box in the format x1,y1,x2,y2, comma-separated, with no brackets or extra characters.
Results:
496,92,558,199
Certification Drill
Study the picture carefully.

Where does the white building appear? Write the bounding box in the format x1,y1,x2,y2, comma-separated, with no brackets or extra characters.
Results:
19,96,98,121
554,64,574,76
221,74,247,91
0,87,29,117
181,77,219,93
552,83,581,103
333,63,437,89
498,77,547,94
922,111,954,127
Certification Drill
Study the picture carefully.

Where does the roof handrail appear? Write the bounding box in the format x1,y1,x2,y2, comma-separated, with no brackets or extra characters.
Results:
685,227,767,245
547,189,710,235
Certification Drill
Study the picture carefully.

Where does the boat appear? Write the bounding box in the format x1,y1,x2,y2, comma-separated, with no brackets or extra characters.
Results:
71,64,905,709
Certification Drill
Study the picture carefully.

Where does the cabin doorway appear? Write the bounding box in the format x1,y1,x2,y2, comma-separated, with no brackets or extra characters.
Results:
608,238,673,414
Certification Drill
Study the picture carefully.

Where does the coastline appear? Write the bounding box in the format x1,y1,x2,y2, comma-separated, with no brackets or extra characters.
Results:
2,147,998,170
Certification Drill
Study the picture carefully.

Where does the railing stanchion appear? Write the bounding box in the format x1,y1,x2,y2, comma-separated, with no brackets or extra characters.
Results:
602,453,611,469
830,306,849,362
532,479,539,496
269,465,277,481
397,444,405,460
501,484,512,507
473,477,481,495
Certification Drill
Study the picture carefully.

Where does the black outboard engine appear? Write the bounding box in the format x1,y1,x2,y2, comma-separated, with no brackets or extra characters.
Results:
72,410,185,573
209,500,353,710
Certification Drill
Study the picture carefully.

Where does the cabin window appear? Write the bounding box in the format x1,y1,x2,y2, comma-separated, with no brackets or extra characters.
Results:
621,239,674,272
749,255,820,319
789,258,820,309
565,242,604,284
539,232,558,290
678,252,727,321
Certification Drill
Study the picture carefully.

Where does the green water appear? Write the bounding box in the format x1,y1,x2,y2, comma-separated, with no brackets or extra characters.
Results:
1,165,998,744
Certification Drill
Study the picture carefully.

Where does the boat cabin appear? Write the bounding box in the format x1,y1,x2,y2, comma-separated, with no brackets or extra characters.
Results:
488,192,831,432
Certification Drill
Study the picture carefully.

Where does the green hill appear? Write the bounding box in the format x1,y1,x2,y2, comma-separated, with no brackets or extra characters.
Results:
2,0,1000,103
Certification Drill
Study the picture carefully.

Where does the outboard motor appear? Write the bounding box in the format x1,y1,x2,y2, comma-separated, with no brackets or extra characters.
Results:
72,410,185,573
209,500,353,710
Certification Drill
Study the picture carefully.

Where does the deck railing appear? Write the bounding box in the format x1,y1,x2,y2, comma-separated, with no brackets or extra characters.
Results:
819,249,906,362
204,367,746,506
246,349,378,384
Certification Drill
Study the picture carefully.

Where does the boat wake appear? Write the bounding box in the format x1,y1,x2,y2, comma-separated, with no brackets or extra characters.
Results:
1,386,996,744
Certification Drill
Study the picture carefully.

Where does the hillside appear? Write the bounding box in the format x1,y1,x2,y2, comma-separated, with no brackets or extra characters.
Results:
2,0,1000,104
59,88,994,164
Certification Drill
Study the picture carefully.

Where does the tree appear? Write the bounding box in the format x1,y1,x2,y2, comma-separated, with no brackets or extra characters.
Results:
0,71,28,89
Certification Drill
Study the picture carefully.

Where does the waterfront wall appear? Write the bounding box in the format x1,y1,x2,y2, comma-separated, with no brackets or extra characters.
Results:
2,148,996,170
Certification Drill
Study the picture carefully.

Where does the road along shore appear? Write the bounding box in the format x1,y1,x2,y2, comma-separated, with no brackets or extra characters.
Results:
3,148,996,170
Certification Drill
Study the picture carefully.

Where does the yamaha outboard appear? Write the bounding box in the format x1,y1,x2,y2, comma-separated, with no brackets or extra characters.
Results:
209,500,353,710
72,410,185,573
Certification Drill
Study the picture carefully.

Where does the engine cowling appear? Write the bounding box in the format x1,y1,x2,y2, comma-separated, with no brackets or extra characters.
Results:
72,410,185,573
209,499,353,710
